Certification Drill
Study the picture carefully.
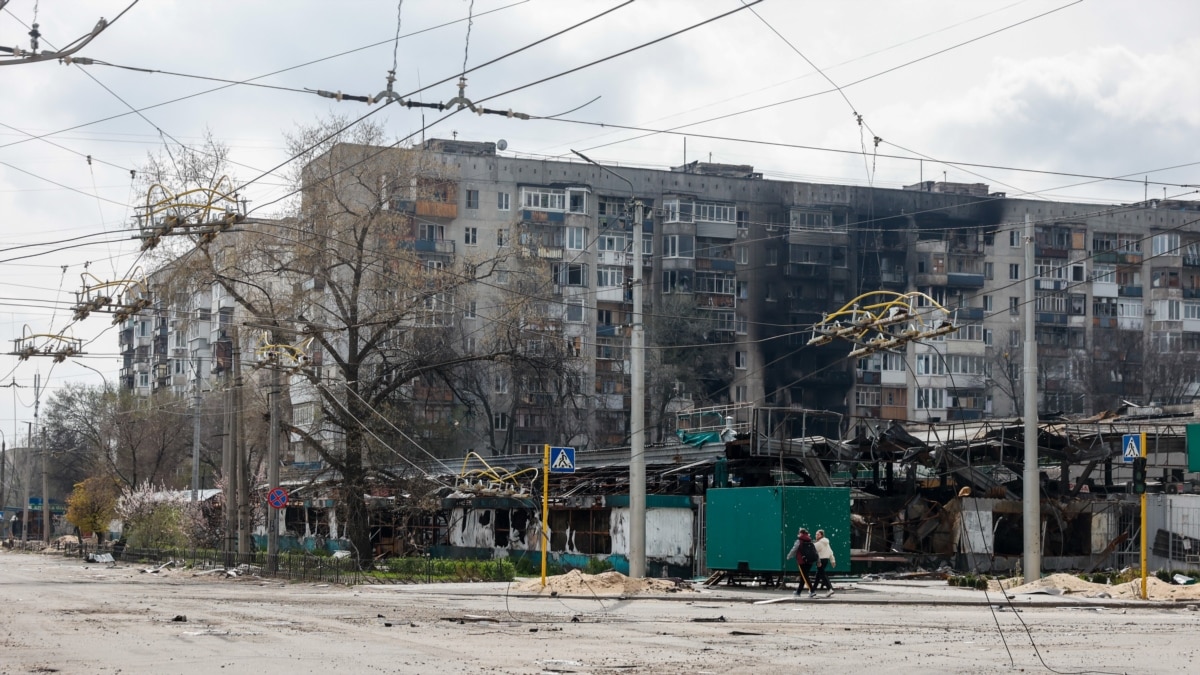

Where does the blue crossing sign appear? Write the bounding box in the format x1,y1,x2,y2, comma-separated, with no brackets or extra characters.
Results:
1122,433,1144,464
550,446,576,473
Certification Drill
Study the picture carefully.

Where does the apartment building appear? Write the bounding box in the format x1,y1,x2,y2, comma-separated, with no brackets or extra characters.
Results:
121,138,1200,461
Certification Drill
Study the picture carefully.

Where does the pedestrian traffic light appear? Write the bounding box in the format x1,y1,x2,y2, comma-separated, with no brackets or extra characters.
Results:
1132,457,1148,494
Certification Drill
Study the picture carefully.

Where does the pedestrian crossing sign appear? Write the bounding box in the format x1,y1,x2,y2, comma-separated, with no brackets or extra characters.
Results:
550,446,576,473
1122,433,1144,464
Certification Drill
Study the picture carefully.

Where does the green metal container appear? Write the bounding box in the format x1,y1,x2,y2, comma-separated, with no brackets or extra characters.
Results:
705,486,851,573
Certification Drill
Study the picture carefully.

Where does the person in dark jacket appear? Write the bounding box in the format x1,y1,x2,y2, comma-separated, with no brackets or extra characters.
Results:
785,528,820,597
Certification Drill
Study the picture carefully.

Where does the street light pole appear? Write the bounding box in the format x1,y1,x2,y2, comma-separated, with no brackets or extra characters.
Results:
571,150,646,578
1022,213,1041,581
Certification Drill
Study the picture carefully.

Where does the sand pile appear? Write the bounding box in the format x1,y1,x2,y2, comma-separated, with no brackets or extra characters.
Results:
990,572,1200,601
515,569,692,596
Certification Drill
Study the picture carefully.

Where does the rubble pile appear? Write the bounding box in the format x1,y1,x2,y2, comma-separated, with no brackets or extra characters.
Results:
516,569,692,596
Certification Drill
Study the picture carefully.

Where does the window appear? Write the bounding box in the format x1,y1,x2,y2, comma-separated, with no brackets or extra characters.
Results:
497,229,506,247
663,234,694,259
947,323,984,341
566,226,586,250
642,233,652,257
493,374,509,394
465,300,477,319
554,262,587,286
174,359,185,375
735,351,747,369
1153,233,1180,257
597,309,614,326
137,372,149,388
662,270,691,293
734,385,748,403
465,189,479,209
568,189,589,214
767,249,778,266
736,246,748,265
1113,299,1142,317
596,267,624,288
1009,263,1020,280
522,187,566,211
1092,264,1116,283
791,210,835,231
695,202,736,223
497,191,510,211
1092,231,1117,251
663,198,694,223
983,295,992,312
1185,301,1200,320
495,270,510,285
1117,233,1141,253
984,262,994,280
419,223,444,241
1009,330,1021,347
1009,297,1020,314
597,233,626,252
916,388,945,409
855,386,882,407
916,354,945,375
464,226,478,246
565,300,585,323
735,315,748,334
1010,230,1021,247
983,329,993,346
492,412,509,431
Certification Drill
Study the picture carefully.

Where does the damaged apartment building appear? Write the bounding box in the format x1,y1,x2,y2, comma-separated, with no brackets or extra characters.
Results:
118,138,1200,573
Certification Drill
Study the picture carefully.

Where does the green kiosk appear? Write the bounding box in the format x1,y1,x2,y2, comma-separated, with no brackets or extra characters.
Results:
705,486,851,578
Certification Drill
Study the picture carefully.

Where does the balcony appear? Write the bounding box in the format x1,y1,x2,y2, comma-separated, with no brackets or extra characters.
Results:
857,371,881,385
956,307,985,321
785,262,832,279
519,244,563,260
1036,312,1068,325
1035,244,1069,259
401,239,456,255
695,293,735,309
1093,317,1118,329
1184,255,1200,268
946,272,985,288
1094,251,1142,265
1119,286,1143,298
596,324,620,337
1035,279,1067,292
696,257,736,272
523,209,565,223
1184,288,1200,299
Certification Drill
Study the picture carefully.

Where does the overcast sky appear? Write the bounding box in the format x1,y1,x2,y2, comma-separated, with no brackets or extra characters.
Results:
1,0,1198,445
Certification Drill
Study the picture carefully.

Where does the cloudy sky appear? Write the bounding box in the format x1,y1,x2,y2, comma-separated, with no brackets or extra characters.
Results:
1,0,1197,444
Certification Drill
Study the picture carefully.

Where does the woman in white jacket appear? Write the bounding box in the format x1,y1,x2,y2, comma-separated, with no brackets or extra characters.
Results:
813,529,836,597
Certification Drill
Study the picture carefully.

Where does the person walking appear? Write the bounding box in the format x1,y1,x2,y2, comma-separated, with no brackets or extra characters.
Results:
813,529,836,597
786,528,820,597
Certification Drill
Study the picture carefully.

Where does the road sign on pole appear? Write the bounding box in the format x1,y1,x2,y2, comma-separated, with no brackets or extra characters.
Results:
1122,433,1144,464
266,487,289,509
550,447,576,473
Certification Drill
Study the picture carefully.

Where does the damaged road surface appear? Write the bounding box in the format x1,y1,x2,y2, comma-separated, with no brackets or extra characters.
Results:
2,553,1198,674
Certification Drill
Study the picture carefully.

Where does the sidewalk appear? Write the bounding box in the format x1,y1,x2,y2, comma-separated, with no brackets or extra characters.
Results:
359,577,1184,609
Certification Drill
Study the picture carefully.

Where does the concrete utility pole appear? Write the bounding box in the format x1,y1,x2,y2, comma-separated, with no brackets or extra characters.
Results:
267,359,282,571
234,342,251,563
191,357,203,502
569,149,646,577
22,422,31,543
1022,213,1041,580
221,333,237,566
629,197,646,579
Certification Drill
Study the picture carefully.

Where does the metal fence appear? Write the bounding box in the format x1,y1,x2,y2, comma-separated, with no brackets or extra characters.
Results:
17,538,515,585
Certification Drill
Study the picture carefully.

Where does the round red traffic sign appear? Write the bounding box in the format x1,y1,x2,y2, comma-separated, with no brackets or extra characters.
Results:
267,487,289,509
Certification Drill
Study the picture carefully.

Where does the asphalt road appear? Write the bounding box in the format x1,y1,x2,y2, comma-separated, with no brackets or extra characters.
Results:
2,552,1196,674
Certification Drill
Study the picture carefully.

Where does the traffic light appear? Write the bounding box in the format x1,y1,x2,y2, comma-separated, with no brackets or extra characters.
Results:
1132,457,1148,495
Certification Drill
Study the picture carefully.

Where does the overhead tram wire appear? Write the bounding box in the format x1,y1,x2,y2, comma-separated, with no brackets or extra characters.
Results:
2,1,529,153
566,0,1084,157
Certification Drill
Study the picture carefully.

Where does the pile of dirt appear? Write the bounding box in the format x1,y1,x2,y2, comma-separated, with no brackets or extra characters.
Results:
993,572,1200,601
515,569,692,596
